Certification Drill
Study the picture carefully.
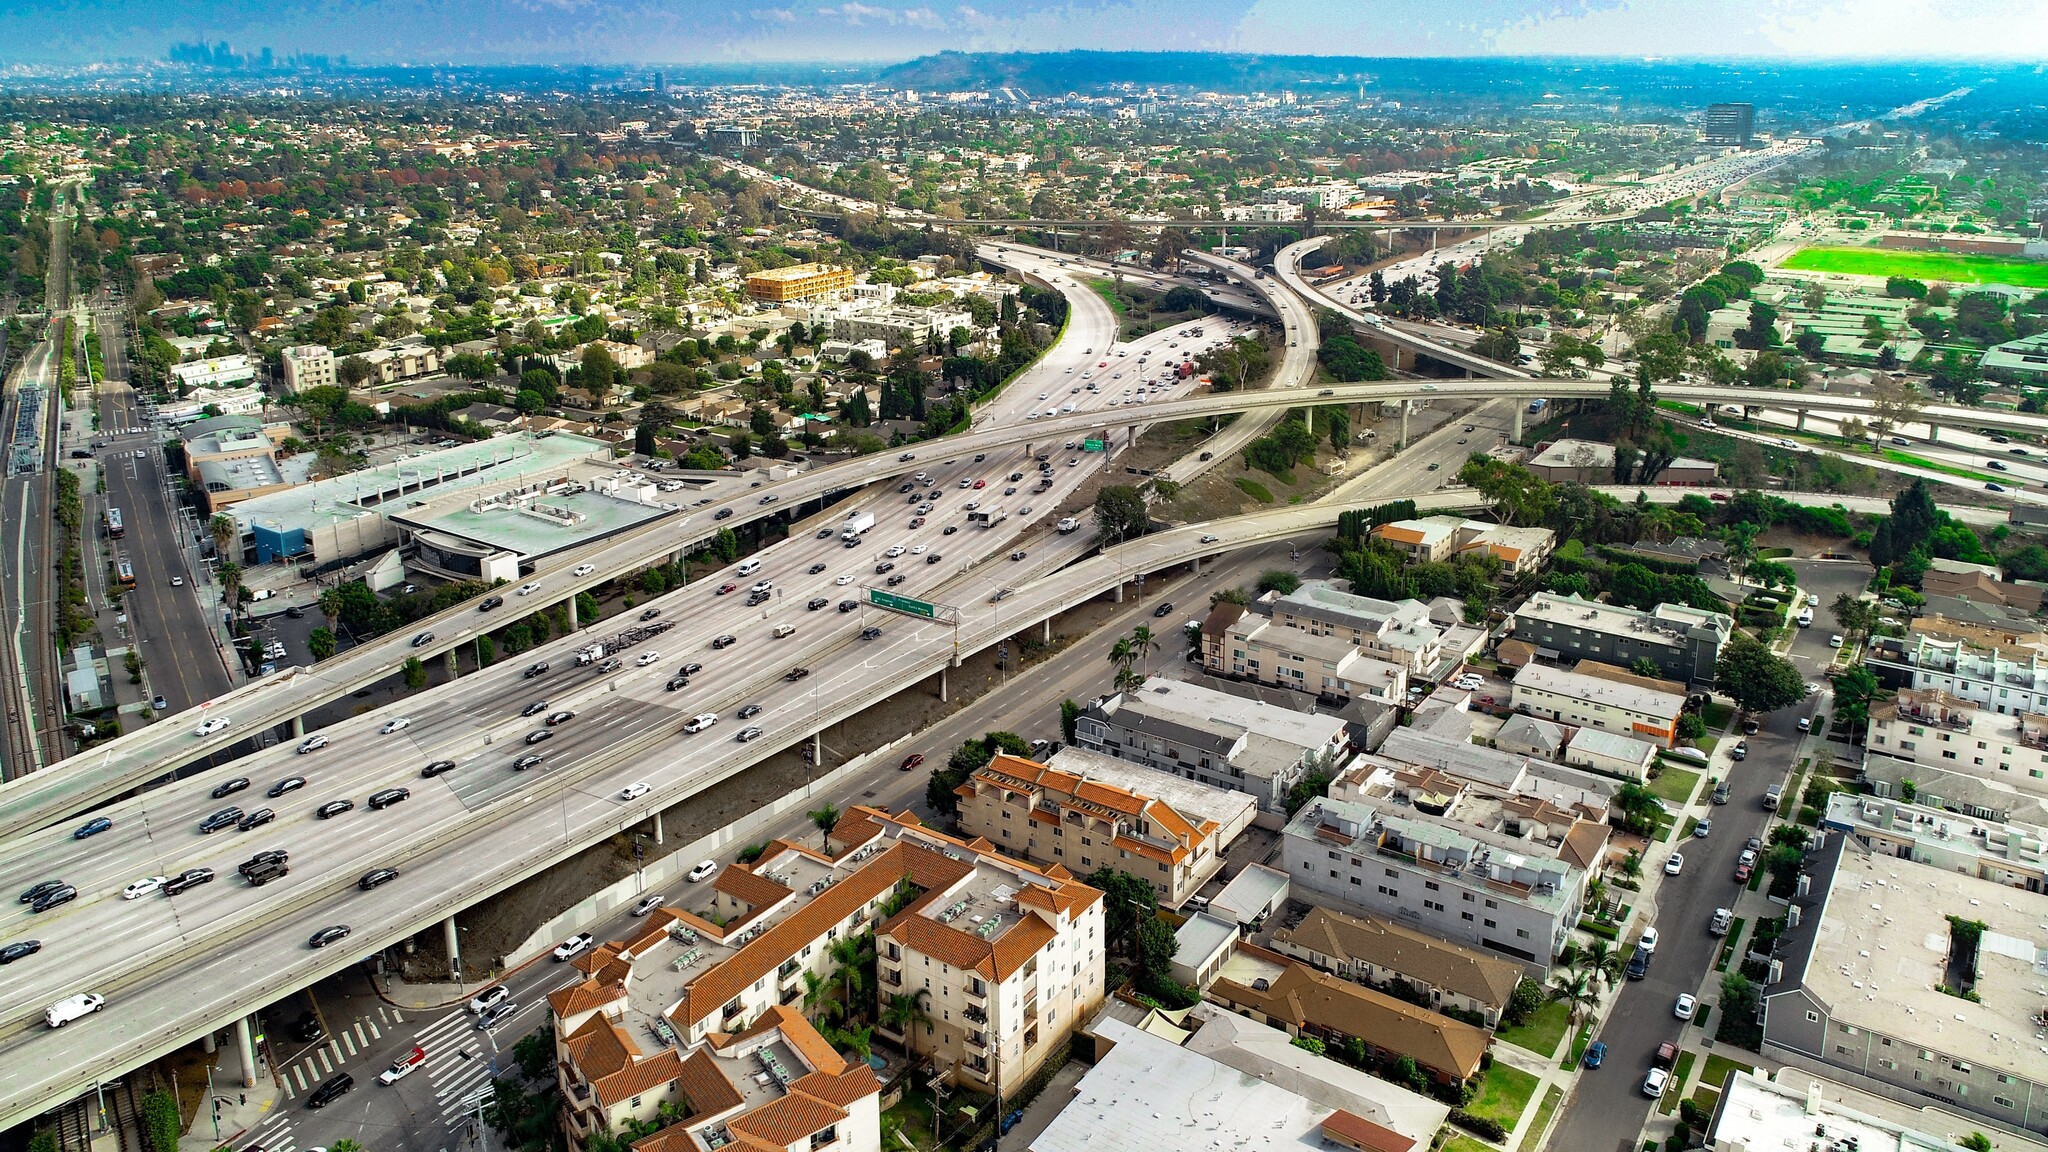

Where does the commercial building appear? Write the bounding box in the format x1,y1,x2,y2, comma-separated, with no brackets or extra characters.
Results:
1268,904,1524,1027
1510,662,1686,748
1205,945,1490,1089
278,344,334,393
390,463,683,584
1760,833,2048,1135
955,751,1253,909
180,416,298,513
1507,591,1734,689
1031,1014,1446,1152
745,263,855,303
1524,438,1720,485
169,353,257,391
1370,516,1557,575
1704,102,1755,146
1074,677,1352,821
1282,793,1585,966
1983,332,2048,386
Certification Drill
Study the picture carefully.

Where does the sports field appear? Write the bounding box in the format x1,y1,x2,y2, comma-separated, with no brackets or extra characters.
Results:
1780,245,2048,289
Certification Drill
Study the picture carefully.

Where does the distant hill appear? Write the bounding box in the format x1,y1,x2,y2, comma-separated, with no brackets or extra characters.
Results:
878,51,1402,95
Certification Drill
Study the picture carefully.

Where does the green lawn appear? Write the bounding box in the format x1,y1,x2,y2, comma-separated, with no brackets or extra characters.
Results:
1443,1136,1496,1152
1698,1052,1755,1095
1519,1086,1565,1152
1234,477,1274,502
1701,701,1734,731
1648,765,1702,806
1659,1050,1697,1114
1498,998,1571,1058
1878,449,2003,484
1467,1063,1540,1131
1781,245,2048,289
1562,1025,1593,1071
1084,277,1129,315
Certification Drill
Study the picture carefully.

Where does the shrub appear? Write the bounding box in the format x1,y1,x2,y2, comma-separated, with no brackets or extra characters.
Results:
1448,1110,1508,1142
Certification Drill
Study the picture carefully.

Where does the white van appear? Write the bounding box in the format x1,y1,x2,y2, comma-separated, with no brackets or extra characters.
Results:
736,559,762,576
1796,607,1813,628
46,993,105,1028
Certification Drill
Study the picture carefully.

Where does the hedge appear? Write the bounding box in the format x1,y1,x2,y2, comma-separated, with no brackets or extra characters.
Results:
1449,1109,1509,1142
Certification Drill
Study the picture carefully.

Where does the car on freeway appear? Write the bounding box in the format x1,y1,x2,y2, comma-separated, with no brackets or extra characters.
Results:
632,894,666,917
199,807,244,833
785,667,811,682
316,799,355,818
737,704,762,719
573,564,597,576
512,753,545,771
716,581,739,595
469,986,510,1015
838,600,859,612
901,753,925,772
597,658,623,673
860,626,882,640
523,729,553,746
711,635,736,649
808,563,828,574
479,595,503,612
736,726,764,742
808,596,829,610
640,607,663,621
620,783,650,802
553,933,595,961
546,710,576,727
29,885,78,912
884,545,906,558
380,717,411,734
359,868,400,891
523,661,551,679
194,717,231,737
0,940,41,965
1199,534,1220,544
368,787,410,810
683,714,719,734
123,876,169,900
410,632,435,648
237,808,276,831
238,851,289,877
635,651,661,667
681,662,703,676
73,817,113,840
378,1047,427,1085
688,860,719,883
836,574,855,585
421,758,459,778
1009,551,1027,561
295,734,329,755
518,582,542,596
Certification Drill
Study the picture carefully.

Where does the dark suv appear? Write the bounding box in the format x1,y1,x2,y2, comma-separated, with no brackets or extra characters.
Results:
306,1073,354,1109
367,787,411,810
200,807,244,833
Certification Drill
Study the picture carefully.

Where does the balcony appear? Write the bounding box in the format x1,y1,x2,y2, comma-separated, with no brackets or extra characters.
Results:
965,982,987,1002
779,958,801,980
963,1004,987,1025
883,968,903,989
966,1031,988,1050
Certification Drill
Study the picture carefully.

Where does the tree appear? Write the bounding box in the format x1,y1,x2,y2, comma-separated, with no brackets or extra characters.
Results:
1473,327,1521,365
1867,374,1924,441
1612,782,1665,836
209,513,238,559
140,1089,181,1152
1831,664,1883,737
1577,939,1626,988
1504,976,1545,1025
1546,966,1602,1029
882,989,932,1052
308,626,337,661
1087,867,1158,958
1060,698,1081,743
217,561,244,623
1717,633,1807,715
1258,569,1302,595
1094,484,1148,545
336,354,372,388
808,802,840,849
402,655,427,691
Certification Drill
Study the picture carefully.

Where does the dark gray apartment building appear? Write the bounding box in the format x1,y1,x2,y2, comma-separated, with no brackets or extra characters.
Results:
1506,592,1733,689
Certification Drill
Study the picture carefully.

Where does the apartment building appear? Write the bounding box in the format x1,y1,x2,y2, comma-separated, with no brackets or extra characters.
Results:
1869,634,2048,717
1761,834,2048,1135
1282,794,1585,966
1510,662,1686,748
1507,591,1734,688
1268,905,1524,1027
1074,677,1352,821
956,750,1254,909
1370,516,1557,575
355,343,443,384
842,808,1106,1099
170,353,257,390
831,306,974,350
1820,791,2047,893
1265,582,1447,675
279,344,334,392
1861,688,2048,815
745,262,855,302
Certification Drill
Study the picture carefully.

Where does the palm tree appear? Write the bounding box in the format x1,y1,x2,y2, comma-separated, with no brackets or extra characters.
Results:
1577,939,1625,989
801,971,832,1021
827,934,872,1018
1107,636,1135,685
318,586,345,621
1618,849,1644,882
807,802,840,850
217,562,244,623
823,1022,874,1063
1128,624,1160,662
1546,967,1602,1030
208,513,238,560
881,989,932,1054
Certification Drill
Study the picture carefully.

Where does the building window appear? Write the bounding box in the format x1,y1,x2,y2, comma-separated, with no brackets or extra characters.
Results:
810,1125,839,1149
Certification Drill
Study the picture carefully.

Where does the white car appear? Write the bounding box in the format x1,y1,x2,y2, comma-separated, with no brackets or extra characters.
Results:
835,573,854,585
1638,926,1660,954
517,582,542,596
553,933,595,961
194,717,231,737
296,735,328,754
687,860,719,883
122,876,169,900
170,576,184,587
884,545,906,558
573,564,596,577
620,782,650,801
1664,853,1684,876
468,986,510,1015
1642,1067,1669,1098
636,651,660,666
911,543,928,554
1674,993,1697,1020
380,717,411,734
683,713,719,734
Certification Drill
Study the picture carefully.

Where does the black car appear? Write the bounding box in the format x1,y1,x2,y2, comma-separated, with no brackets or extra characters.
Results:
681,662,703,676
860,626,882,640
15,880,64,905
785,667,811,682
200,807,245,833
1625,946,1651,980
368,788,411,810
239,851,290,877
285,605,307,619
887,574,907,586
512,753,545,771
714,508,733,520
29,885,78,913
308,925,353,949
838,600,858,612
925,553,943,564
640,607,662,621
410,632,435,648
1009,551,1027,561
1151,602,1174,618
421,759,457,777
163,868,215,895
711,635,736,650
808,563,828,574
0,940,40,964
523,662,550,679
315,799,355,819
211,777,250,799
546,711,575,726
306,1073,355,1109
808,597,829,610
292,1012,326,1043
524,729,553,746
737,704,762,719
943,525,957,535
267,776,308,798
479,595,504,612
73,817,113,840
875,561,895,574
238,808,276,832
665,675,690,692
358,868,399,891
522,699,550,717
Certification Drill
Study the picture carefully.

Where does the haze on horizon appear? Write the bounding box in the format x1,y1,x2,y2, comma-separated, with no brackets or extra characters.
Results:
1,0,2045,69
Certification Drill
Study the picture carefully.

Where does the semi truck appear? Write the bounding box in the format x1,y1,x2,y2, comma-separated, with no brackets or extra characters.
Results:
840,511,876,544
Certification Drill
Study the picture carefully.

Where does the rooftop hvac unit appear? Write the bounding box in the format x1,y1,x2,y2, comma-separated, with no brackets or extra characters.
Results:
1768,958,1784,984
1796,874,1811,898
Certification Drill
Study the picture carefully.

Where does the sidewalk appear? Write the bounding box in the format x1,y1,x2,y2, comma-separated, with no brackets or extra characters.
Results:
177,1036,284,1152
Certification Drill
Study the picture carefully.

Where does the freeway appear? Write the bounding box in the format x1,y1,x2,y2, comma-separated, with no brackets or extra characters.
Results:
1172,249,1323,485
7,370,2047,838
1277,235,1532,380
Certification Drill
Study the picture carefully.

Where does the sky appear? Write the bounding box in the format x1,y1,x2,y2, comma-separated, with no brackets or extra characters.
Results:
4,0,2047,66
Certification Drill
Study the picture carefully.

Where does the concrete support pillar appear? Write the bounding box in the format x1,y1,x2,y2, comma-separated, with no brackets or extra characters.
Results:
202,1031,217,1054
1399,405,1410,450
1113,583,1125,604
937,667,949,703
235,1017,258,1089
1512,405,1524,443
1192,555,1202,577
1043,619,1052,644
291,715,305,739
1796,409,1809,431
653,809,665,845
1925,423,1939,444
444,649,458,679
566,595,579,629
443,916,461,980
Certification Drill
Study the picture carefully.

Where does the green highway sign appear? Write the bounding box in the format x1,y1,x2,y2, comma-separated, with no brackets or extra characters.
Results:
1082,439,1105,451
869,590,937,619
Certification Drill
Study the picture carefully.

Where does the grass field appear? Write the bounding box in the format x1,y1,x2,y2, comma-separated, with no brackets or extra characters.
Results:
1781,245,2048,289
1499,999,1570,1058
1519,1086,1565,1152
1467,1064,1540,1131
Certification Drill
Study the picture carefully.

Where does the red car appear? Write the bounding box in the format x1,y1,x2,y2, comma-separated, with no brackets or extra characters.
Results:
909,516,925,528
1709,492,1730,502
716,582,738,595
900,753,925,772
972,479,987,489
1734,862,1754,883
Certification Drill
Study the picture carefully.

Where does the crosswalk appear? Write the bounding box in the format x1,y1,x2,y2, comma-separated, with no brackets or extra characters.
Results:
414,1007,499,1128
277,1007,398,1099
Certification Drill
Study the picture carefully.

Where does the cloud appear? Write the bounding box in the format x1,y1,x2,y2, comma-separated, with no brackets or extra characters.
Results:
748,6,798,21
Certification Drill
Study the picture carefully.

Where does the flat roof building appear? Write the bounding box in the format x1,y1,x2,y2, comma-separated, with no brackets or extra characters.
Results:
1511,661,1686,748
278,345,334,394
1706,1068,1994,1152
1508,591,1734,689
1525,438,1719,485
745,262,854,303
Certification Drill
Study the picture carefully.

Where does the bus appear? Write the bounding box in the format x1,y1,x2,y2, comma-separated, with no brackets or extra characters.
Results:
106,507,124,539
116,559,135,587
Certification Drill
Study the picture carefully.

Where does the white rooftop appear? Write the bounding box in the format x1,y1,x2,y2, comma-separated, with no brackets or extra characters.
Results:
1513,662,1685,720
1710,1069,2010,1152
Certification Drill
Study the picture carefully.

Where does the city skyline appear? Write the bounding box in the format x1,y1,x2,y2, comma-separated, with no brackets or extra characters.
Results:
1,0,2045,67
